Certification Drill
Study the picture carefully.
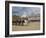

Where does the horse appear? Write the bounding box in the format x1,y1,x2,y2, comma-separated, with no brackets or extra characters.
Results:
12,19,25,26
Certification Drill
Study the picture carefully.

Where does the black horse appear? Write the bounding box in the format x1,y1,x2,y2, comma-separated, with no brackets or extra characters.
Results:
12,19,25,26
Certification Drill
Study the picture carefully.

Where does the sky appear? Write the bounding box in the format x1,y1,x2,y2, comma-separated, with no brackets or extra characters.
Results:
12,7,40,16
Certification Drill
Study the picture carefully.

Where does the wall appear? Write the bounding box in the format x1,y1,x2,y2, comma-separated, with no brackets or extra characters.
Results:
0,0,46,38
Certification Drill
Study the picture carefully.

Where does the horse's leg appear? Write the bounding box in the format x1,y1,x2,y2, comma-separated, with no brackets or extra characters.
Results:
22,22,23,26
22,20,24,26
16,21,17,26
16,23,17,26
19,21,21,25
18,21,19,25
19,22,20,26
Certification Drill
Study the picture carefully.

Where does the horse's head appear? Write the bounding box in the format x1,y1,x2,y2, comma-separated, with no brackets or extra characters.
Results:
24,20,28,23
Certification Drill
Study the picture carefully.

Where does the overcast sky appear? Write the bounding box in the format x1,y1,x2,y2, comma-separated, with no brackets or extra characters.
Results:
12,7,40,16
